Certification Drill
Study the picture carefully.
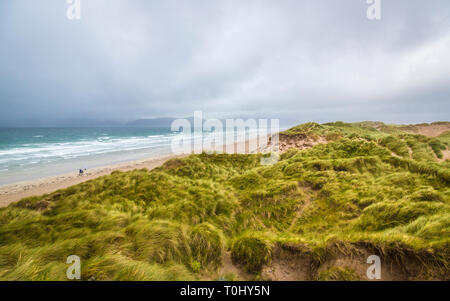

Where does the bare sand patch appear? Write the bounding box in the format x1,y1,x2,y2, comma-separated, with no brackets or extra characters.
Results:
441,149,450,161
399,123,450,137
208,251,253,281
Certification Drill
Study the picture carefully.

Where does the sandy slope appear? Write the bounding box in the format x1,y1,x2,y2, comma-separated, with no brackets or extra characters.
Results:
399,123,450,137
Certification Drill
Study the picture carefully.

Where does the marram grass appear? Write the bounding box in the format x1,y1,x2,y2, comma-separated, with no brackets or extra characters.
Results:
0,122,448,280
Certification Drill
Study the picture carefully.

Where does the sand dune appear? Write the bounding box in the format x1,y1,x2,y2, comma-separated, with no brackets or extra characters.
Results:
0,136,268,207
0,155,175,208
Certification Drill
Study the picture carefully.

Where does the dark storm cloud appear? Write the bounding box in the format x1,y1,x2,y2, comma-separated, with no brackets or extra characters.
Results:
0,0,449,126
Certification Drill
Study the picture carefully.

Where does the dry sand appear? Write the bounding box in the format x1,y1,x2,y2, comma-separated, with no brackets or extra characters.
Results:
0,155,177,208
399,123,450,137
0,136,270,208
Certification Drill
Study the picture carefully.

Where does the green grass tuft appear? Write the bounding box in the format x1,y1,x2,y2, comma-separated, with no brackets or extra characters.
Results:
0,121,448,280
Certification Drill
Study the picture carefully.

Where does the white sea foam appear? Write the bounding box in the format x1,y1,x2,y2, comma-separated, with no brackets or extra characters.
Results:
0,133,181,171
0,129,258,185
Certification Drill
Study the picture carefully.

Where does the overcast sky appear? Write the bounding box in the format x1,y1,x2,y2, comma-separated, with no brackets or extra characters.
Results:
0,0,449,126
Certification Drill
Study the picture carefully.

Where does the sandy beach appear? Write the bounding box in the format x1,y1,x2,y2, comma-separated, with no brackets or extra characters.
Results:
0,136,269,208
0,155,179,208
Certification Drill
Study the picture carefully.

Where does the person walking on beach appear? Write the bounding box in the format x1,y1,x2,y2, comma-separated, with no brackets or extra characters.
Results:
79,168,86,176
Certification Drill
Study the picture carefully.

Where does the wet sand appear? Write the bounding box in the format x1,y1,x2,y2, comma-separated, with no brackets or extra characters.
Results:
0,136,270,207
0,155,177,207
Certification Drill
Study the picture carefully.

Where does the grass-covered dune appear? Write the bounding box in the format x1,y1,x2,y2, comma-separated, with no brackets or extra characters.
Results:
0,122,449,280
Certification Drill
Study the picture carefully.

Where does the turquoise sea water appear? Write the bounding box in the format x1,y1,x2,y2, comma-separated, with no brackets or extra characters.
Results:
0,127,266,185
0,127,179,185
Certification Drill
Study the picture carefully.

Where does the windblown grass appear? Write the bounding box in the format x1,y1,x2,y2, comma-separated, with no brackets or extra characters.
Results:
0,122,448,280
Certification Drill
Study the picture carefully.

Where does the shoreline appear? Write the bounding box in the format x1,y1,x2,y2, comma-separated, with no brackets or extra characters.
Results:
0,136,269,207
0,154,179,208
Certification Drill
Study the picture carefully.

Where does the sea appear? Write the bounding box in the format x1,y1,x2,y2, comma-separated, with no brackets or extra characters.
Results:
0,127,263,185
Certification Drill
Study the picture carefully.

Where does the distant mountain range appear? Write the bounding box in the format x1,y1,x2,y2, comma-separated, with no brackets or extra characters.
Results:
1,116,294,128
0,117,195,128
125,117,196,128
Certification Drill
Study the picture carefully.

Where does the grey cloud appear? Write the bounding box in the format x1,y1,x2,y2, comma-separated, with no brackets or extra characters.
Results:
0,0,449,126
